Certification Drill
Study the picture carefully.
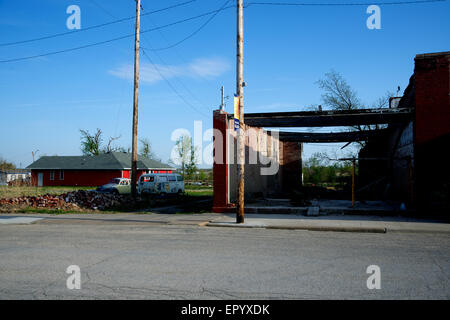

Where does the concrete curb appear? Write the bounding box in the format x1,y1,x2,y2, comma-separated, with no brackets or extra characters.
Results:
266,225,387,233
205,221,387,233
205,219,450,234
0,217,43,225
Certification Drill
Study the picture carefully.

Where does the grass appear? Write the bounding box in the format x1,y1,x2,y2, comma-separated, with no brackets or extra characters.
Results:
0,186,93,199
184,185,213,197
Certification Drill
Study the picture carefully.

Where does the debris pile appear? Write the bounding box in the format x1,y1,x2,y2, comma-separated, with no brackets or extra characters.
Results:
0,190,134,211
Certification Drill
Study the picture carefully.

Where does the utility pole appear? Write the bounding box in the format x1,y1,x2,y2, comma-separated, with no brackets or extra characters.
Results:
236,0,244,223
131,0,141,197
220,86,225,111
351,159,356,208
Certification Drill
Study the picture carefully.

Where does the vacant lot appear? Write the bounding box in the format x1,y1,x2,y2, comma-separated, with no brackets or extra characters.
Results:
0,186,93,199
0,185,213,214
0,185,212,199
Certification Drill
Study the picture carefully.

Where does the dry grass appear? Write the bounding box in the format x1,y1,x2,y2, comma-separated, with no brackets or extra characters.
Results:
0,186,93,199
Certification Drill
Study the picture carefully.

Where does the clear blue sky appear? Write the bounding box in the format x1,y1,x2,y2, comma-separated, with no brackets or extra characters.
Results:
0,0,448,168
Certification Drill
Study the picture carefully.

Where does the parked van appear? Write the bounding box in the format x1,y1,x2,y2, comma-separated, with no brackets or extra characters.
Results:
138,173,184,196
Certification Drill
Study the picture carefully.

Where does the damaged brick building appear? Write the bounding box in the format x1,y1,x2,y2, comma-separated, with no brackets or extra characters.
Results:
213,51,449,214
359,51,450,212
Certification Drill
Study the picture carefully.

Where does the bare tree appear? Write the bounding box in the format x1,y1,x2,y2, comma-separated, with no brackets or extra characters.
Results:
316,70,362,111
317,70,394,147
103,135,122,153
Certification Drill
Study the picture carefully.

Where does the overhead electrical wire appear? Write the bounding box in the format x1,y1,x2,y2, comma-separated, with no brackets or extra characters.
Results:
0,0,199,47
140,5,216,110
0,0,445,62
140,48,210,119
244,0,446,7
147,0,233,51
89,1,213,119
0,5,235,63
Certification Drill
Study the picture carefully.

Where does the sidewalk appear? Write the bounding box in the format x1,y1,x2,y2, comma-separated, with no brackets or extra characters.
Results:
206,214,450,234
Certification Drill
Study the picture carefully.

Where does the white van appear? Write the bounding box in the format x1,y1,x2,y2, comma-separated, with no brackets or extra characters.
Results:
138,173,184,196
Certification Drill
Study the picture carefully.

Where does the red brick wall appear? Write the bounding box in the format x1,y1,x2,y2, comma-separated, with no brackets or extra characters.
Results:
213,110,230,212
414,53,450,146
414,52,450,210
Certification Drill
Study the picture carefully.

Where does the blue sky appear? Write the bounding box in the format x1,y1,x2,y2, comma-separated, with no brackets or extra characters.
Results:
0,0,449,168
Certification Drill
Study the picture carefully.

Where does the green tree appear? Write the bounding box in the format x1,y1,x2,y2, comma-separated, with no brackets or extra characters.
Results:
185,144,198,180
175,135,193,178
0,157,16,171
80,129,124,156
139,138,158,160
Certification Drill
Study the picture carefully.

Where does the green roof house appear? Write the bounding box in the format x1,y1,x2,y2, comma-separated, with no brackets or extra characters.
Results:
26,152,174,187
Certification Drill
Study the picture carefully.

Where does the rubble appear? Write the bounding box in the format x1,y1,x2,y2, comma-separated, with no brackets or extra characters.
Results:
0,190,135,211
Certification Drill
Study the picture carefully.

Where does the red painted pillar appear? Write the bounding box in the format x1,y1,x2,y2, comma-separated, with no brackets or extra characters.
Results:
213,110,231,212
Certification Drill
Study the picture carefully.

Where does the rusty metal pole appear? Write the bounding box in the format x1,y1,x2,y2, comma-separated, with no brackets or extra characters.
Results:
236,0,244,223
220,86,225,111
351,159,356,207
131,0,141,197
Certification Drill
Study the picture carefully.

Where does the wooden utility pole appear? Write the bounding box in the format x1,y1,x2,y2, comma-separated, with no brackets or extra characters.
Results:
131,0,141,197
236,0,244,223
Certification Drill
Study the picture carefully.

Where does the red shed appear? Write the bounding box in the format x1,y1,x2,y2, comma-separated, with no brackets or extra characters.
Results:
26,152,175,187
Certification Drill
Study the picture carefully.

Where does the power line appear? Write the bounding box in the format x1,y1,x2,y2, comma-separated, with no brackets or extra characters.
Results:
1,0,445,62
147,0,233,51
140,8,216,109
0,6,235,63
245,0,446,6
1,0,444,48
0,0,199,47
140,48,210,119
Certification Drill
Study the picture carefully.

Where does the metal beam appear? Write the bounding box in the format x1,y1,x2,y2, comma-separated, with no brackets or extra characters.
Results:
237,108,412,128
273,129,391,143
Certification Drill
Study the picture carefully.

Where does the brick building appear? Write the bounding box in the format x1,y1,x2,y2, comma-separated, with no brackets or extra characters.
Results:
212,110,302,213
358,51,450,211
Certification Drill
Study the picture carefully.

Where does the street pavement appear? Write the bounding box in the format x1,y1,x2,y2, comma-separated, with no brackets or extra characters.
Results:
0,213,449,299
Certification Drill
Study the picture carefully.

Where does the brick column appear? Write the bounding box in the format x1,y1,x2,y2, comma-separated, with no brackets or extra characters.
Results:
213,110,232,212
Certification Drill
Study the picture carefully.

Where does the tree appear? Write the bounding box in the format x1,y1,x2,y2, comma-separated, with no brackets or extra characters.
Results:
174,135,197,179
103,135,122,153
316,70,394,147
139,138,158,160
80,128,102,156
80,129,123,155
0,157,16,171
186,143,198,179
316,70,362,111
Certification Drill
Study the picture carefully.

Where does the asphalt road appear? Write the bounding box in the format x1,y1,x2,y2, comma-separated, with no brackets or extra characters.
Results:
0,214,449,299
